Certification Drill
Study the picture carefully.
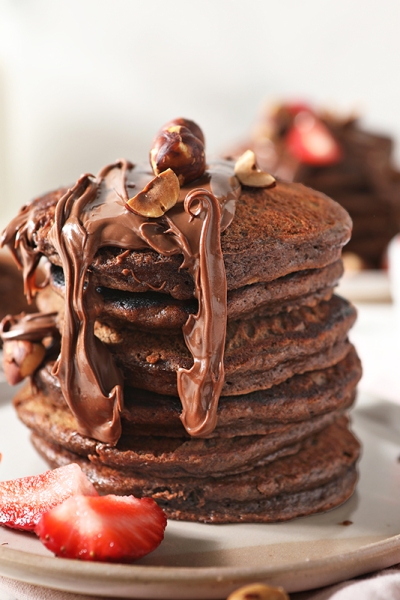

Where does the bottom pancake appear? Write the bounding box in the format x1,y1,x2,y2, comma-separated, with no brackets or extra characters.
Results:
30,418,360,523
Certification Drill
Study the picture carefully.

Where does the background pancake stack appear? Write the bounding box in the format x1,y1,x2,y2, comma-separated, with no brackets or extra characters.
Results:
2,123,362,524
0,250,37,342
235,103,400,270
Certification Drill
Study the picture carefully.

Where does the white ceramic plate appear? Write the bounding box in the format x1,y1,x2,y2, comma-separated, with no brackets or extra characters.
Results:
1,382,400,599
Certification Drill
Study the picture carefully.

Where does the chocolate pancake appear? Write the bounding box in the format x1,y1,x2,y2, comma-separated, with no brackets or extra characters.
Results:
14,343,360,484
29,418,360,523
32,344,361,438
92,294,356,396
13,383,354,478
35,288,355,397
45,259,343,329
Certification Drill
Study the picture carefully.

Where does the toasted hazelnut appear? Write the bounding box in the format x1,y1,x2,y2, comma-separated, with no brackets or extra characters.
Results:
150,124,206,185
3,339,46,385
126,168,180,218
234,150,276,188
227,583,289,600
160,118,205,145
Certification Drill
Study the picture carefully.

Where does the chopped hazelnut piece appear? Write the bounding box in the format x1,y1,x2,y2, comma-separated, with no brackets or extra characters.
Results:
234,150,276,188
126,169,180,218
146,352,160,364
3,340,46,385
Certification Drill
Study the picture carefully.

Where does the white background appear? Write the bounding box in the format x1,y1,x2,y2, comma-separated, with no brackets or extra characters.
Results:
0,0,399,231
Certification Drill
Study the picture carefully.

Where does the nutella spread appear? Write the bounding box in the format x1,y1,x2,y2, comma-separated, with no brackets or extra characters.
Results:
1,149,240,444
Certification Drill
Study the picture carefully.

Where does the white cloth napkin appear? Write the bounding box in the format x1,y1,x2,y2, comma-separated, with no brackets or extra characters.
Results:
293,565,400,600
0,576,109,599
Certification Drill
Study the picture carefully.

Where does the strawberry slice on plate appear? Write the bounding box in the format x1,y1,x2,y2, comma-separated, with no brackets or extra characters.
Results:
0,463,98,531
286,111,342,165
35,494,167,562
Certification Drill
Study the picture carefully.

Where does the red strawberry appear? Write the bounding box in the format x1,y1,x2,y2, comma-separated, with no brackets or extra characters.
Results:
0,464,98,531
286,111,342,165
35,494,167,562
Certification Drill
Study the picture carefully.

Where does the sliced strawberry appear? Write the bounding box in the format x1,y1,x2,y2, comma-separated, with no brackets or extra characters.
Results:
35,494,167,562
286,111,342,165
0,464,98,531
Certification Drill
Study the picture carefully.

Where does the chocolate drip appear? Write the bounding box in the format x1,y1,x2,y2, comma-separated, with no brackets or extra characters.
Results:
1,159,240,444
177,190,226,436
49,174,125,444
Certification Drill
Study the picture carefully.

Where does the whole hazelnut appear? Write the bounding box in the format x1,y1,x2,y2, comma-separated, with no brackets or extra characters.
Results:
3,339,46,385
150,119,206,185
160,118,205,145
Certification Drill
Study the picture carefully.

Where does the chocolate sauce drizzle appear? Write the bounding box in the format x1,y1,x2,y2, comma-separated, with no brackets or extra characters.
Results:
176,190,226,436
1,159,240,445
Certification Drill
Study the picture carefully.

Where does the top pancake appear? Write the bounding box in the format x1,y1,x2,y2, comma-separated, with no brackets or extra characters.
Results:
25,177,352,300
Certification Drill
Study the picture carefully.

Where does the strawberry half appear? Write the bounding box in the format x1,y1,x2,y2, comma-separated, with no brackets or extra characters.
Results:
35,494,167,562
286,111,342,165
0,464,98,531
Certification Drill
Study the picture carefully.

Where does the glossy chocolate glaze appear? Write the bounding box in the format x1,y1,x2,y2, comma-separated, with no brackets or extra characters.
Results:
1,159,240,444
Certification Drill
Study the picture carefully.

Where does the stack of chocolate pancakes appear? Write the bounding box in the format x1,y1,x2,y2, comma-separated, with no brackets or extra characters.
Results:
1,119,361,523
242,102,400,269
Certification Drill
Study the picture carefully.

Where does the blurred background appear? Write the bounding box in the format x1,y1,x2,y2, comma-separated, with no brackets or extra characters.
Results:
0,0,399,233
